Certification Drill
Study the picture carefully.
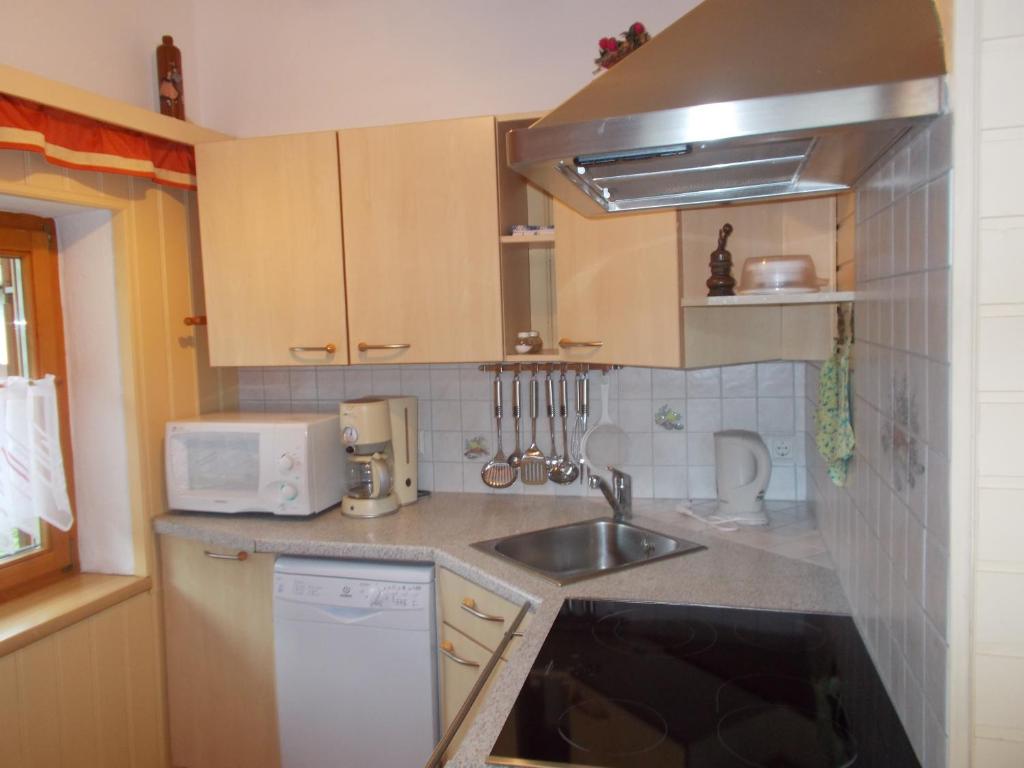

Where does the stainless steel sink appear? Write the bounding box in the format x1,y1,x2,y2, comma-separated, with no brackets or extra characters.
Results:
471,518,705,585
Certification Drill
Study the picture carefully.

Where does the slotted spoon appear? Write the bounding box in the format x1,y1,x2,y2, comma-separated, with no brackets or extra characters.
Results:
480,372,516,489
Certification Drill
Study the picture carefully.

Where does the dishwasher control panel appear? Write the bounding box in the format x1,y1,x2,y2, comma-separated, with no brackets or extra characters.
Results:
275,573,427,610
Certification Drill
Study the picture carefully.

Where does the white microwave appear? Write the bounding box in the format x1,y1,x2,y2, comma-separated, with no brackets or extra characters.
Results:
165,412,344,516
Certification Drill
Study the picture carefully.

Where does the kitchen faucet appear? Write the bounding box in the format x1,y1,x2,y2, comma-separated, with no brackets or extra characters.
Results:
588,467,632,522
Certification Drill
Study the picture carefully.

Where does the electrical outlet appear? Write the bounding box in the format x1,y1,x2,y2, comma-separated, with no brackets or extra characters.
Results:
770,437,793,461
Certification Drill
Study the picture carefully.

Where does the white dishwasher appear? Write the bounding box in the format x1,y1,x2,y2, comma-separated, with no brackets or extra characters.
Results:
273,557,439,768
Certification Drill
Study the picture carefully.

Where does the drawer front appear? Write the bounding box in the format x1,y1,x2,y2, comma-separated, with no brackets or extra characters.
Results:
437,568,530,654
439,623,505,761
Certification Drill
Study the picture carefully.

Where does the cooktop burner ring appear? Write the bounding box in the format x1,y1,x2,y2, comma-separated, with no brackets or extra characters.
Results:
557,698,668,757
592,606,718,657
732,615,828,652
716,703,858,768
714,672,821,714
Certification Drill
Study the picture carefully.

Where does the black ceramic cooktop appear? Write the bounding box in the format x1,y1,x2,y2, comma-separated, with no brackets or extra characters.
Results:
488,600,918,768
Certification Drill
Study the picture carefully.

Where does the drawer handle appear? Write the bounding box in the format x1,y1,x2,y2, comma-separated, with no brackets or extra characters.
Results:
461,598,504,622
559,338,603,348
440,641,480,668
358,342,411,351
289,344,337,354
203,550,248,561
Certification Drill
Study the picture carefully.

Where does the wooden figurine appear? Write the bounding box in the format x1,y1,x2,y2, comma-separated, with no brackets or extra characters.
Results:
706,223,735,296
157,35,185,119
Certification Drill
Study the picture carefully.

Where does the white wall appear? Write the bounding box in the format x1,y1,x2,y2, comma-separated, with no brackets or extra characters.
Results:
0,0,197,116
189,1,695,136
961,0,1024,764
3,0,697,137
56,210,134,575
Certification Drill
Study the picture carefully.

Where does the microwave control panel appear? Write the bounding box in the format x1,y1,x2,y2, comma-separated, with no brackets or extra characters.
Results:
274,573,428,611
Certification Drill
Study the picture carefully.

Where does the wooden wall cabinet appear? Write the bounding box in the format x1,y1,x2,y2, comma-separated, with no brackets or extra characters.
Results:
195,132,348,367
338,117,504,364
160,536,280,768
554,201,683,367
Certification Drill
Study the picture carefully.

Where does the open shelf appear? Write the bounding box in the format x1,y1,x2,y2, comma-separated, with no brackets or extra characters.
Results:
500,234,555,246
681,291,855,307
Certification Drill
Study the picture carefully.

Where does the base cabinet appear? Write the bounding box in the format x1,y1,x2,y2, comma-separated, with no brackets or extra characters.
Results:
436,568,531,763
160,536,280,768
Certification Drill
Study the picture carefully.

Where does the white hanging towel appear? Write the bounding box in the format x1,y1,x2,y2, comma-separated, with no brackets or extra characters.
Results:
0,375,73,534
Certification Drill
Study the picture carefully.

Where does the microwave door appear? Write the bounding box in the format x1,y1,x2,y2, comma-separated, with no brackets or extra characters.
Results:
169,430,271,513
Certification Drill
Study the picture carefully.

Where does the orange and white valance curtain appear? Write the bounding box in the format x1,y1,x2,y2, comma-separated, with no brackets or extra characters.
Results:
0,93,196,190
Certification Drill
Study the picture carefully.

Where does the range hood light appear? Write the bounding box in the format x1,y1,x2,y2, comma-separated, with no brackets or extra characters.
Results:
574,143,693,168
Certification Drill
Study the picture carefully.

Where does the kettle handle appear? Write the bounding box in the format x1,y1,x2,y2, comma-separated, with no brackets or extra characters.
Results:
740,437,773,498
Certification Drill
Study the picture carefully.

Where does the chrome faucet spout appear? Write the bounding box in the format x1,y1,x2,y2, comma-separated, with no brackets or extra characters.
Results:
587,467,632,522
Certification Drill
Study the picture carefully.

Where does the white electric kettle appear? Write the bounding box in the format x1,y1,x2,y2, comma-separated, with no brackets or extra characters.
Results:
714,430,772,525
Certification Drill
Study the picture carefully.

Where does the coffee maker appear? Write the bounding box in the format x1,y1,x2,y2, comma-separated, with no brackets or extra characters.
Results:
339,396,418,518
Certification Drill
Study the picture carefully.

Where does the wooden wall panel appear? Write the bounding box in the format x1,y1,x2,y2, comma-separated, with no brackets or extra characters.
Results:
0,652,26,765
55,621,101,767
1,593,162,768
0,146,238,768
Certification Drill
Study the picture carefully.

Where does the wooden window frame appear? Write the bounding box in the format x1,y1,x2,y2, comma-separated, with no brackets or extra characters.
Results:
0,212,77,600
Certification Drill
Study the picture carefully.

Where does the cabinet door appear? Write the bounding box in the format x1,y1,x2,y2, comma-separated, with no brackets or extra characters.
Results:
161,536,279,768
196,133,348,366
338,117,503,364
554,201,682,367
439,623,504,761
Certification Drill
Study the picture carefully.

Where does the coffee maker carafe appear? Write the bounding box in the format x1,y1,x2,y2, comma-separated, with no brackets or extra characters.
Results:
339,396,418,518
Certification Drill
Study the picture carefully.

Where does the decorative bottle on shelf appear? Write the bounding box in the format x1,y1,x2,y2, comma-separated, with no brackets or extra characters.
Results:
706,223,735,297
156,35,185,119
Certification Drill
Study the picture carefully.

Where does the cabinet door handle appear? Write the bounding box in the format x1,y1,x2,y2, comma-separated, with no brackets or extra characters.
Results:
203,550,248,561
439,641,480,668
559,338,603,348
357,342,411,351
461,597,504,622
289,344,337,354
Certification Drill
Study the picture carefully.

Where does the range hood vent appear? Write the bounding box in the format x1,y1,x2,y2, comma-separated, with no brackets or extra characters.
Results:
508,0,948,216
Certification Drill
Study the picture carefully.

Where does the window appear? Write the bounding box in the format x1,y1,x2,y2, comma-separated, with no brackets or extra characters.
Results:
0,212,76,599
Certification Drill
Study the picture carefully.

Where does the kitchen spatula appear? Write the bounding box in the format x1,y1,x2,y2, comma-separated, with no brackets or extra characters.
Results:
520,373,548,485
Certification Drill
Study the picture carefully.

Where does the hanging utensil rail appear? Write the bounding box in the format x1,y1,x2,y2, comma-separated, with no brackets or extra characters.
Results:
477,362,621,375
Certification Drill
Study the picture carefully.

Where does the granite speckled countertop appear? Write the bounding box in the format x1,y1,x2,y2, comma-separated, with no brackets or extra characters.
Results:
154,493,848,768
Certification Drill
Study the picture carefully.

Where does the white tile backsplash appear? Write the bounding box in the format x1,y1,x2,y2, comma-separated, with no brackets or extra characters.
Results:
237,361,807,501
809,116,951,766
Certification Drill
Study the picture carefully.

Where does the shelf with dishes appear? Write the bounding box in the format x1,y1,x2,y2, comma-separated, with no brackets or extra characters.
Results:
499,234,555,246
681,291,856,307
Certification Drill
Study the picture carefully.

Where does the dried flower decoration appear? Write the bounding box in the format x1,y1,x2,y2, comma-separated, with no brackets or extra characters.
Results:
594,22,650,73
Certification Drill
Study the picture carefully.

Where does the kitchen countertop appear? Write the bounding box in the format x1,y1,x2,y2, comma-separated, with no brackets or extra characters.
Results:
154,493,848,768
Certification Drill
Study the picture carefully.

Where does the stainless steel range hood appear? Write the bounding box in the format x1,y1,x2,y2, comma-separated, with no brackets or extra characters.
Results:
507,0,948,216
